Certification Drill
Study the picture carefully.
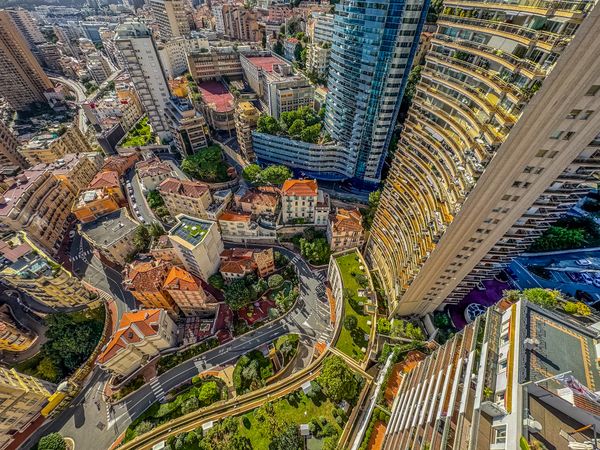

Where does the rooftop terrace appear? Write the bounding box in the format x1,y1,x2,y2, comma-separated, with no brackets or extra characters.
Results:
169,215,214,246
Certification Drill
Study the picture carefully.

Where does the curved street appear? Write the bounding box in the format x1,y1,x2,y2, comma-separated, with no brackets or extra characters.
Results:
22,244,333,450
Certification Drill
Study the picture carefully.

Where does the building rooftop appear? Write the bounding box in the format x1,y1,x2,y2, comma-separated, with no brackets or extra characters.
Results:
30,152,95,175
282,179,318,197
0,232,56,279
330,208,363,233
79,208,139,247
218,210,251,222
169,215,215,246
245,55,289,73
124,259,171,293
197,81,235,113
158,177,210,198
88,170,120,189
102,152,139,175
237,187,279,208
74,188,111,209
97,309,162,364
163,266,202,292
136,157,172,178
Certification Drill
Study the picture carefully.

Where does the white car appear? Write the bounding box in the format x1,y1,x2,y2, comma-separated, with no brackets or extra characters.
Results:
576,259,592,266
581,273,594,284
68,230,76,238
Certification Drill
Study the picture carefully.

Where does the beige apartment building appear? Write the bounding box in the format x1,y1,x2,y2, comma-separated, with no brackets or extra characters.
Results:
97,309,177,377
79,208,140,266
0,121,28,170
234,101,260,162
0,304,34,352
115,82,144,131
187,46,244,82
327,208,365,252
281,179,329,225
124,260,179,314
0,368,53,448
20,124,93,165
221,5,262,43
168,214,224,280
163,266,217,316
34,152,103,195
367,1,600,315
0,232,94,308
0,169,75,255
158,177,212,219
0,11,54,112
150,0,190,40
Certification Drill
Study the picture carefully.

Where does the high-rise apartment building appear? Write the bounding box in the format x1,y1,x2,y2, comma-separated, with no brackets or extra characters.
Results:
0,122,28,170
150,0,190,40
114,22,171,138
0,368,53,449
368,1,600,315
0,11,53,112
5,8,45,51
324,0,428,183
165,97,208,156
20,122,93,165
234,101,260,161
384,299,600,450
221,5,262,43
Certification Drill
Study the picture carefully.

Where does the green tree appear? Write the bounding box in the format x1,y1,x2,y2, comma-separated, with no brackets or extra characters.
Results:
300,237,331,264
363,190,381,230
377,317,391,335
242,164,262,183
257,114,281,134
146,190,164,209
181,146,229,182
273,40,284,56
269,424,303,450
38,433,66,450
522,288,562,309
268,274,284,288
208,273,225,289
133,225,151,252
180,396,200,415
197,381,220,405
37,356,61,383
148,222,164,238
288,118,306,136
530,226,587,252
260,165,292,185
224,279,252,310
344,315,358,331
317,355,360,403
294,43,303,64
300,123,321,143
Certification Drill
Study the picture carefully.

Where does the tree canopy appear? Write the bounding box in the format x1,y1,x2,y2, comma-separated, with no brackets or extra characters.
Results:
38,433,67,450
257,107,322,143
242,164,292,186
181,145,230,182
317,355,360,403
224,279,253,310
269,424,303,450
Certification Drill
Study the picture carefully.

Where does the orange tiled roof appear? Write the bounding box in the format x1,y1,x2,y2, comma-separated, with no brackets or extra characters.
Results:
331,208,363,233
163,266,201,291
158,177,210,198
282,179,318,197
88,170,120,189
97,309,161,363
136,157,172,178
102,153,139,175
218,210,251,222
238,189,278,207
220,259,254,274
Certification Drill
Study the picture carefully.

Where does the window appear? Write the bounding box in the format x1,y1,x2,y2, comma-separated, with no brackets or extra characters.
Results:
563,131,575,140
549,130,563,140
585,85,600,96
493,425,507,444
581,110,594,120
535,150,548,157
566,109,581,119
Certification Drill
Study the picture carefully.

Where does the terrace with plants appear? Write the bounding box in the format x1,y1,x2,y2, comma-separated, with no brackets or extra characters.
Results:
121,116,153,148
256,106,331,145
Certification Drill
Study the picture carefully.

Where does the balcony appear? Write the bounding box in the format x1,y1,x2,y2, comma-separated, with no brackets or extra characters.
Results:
438,15,570,52
442,0,591,18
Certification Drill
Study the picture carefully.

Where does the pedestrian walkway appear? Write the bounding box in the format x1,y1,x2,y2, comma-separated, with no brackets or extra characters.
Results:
149,378,165,402
328,347,373,380
70,249,93,262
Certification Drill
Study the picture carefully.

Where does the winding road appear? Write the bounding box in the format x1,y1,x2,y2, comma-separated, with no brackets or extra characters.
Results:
22,245,332,450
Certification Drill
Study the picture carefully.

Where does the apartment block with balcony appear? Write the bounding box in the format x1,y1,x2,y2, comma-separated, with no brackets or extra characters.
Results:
327,207,365,252
20,123,93,166
163,266,218,317
33,152,103,195
187,46,244,82
168,214,224,280
367,0,600,316
281,179,329,226
0,170,75,256
124,260,179,314
384,299,600,450
150,0,190,40
0,232,93,308
234,101,260,162
97,309,177,377
165,97,208,157
0,304,34,352
158,177,212,219
0,121,28,171
0,368,54,449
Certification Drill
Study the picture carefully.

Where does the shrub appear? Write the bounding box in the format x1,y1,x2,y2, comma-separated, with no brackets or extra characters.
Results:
377,317,391,334
38,433,67,450
344,315,358,331
268,274,284,289
564,301,591,316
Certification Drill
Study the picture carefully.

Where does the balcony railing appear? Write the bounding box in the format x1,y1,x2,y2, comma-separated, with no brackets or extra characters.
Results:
443,0,592,15
439,14,570,50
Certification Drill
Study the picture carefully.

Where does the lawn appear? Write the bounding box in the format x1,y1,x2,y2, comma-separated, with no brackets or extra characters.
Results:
238,389,342,449
121,116,153,147
335,252,372,361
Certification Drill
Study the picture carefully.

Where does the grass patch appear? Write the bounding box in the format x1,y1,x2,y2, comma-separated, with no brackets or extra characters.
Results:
335,253,372,361
121,116,153,147
237,389,343,449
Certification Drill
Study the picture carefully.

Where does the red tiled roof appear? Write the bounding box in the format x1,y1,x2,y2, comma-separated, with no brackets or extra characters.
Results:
97,309,162,364
89,170,120,189
197,81,235,113
282,179,318,197
218,210,251,222
102,153,139,175
220,260,254,274
331,208,364,233
238,189,278,207
125,260,172,292
158,177,210,198
136,157,172,178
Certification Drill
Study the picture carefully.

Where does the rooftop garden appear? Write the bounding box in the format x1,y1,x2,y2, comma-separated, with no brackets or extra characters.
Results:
121,116,153,148
256,106,331,144
335,252,374,361
181,145,231,183
529,216,600,252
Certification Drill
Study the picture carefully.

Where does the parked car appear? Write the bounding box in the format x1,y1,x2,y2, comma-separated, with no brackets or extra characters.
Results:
581,272,594,284
576,259,592,266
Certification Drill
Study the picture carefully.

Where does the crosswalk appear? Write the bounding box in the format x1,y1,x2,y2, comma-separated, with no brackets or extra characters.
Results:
315,271,327,283
149,377,166,402
69,249,93,262
290,255,301,265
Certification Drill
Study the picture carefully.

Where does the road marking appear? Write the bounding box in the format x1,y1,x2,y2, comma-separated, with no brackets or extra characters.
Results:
149,378,165,402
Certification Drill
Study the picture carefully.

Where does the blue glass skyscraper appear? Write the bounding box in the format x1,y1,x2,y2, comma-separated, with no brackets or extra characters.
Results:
324,0,429,184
